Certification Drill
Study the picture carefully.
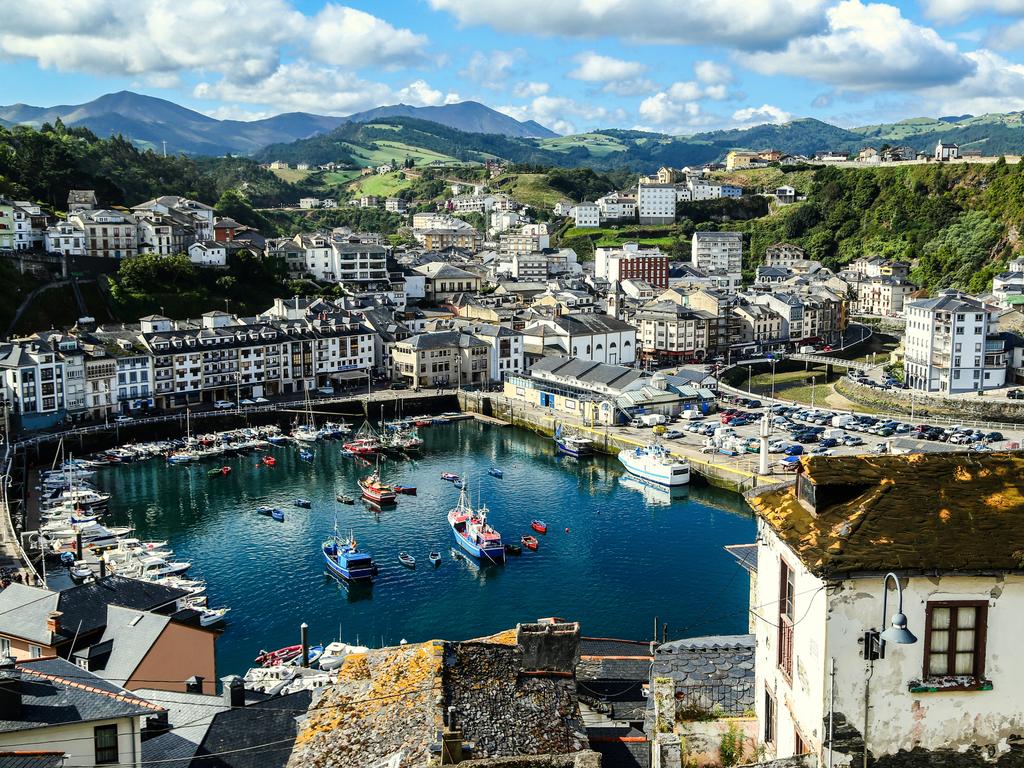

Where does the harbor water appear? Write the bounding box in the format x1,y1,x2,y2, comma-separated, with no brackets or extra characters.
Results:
94,420,756,674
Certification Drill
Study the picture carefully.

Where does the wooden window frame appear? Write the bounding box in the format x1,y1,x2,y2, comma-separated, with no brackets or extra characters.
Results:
777,558,795,681
923,600,988,680
764,690,776,745
94,724,119,764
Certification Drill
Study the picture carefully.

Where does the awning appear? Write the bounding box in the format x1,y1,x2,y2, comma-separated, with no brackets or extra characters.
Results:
331,370,369,381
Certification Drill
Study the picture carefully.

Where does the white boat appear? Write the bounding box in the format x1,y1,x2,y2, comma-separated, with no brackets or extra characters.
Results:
317,641,369,670
122,556,192,579
617,444,690,486
199,607,230,627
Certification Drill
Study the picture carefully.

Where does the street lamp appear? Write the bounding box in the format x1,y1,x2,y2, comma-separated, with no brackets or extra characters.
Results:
863,572,917,660
811,375,816,410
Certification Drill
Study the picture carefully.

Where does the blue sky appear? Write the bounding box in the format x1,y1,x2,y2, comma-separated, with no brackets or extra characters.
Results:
3,0,1024,134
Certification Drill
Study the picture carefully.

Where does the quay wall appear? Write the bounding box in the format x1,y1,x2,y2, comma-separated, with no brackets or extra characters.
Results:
458,391,761,494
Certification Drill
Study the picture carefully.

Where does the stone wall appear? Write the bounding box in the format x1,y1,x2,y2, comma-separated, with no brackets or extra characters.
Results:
835,377,1024,426
444,641,588,759
458,750,602,768
676,718,758,767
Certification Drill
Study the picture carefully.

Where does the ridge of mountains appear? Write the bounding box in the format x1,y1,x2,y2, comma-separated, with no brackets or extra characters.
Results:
5,91,1024,170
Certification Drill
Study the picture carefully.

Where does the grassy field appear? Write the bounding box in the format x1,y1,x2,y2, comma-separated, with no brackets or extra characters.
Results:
269,167,313,183
709,167,816,193
539,133,629,158
340,140,460,167
498,173,565,209
562,224,678,248
347,171,413,198
744,369,882,413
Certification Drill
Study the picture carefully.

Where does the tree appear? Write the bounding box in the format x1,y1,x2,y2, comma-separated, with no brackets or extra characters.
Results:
117,253,196,294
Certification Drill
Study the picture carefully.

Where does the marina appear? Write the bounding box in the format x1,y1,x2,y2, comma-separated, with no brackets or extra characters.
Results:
45,418,754,675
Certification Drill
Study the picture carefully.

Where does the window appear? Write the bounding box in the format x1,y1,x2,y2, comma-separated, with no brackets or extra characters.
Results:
924,601,987,679
777,559,795,679
0,638,9,656
794,728,807,755
94,724,119,764
763,691,776,744
29,645,41,658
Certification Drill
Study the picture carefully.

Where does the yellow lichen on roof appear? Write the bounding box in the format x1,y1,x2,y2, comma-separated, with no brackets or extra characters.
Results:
471,628,519,645
750,452,1024,577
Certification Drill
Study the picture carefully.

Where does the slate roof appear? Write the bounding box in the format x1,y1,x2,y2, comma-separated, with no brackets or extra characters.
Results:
724,543,758,574
0,754,65,768
138,688,231,768
92,605,172,686
651,635,755,717
588,727,650,768
908,292,988,313
0,585,59,645
580,638,653,658
0,657,161,734
529,356,644,392
748,452,1024,577
193,689,312,768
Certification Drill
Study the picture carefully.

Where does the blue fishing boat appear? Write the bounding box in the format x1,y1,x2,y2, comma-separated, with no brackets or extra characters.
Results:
294,498,312,509
555,425,594,458
256,506,274,516
488,468,503,478
447,486,505,564
322,525,378,581
271,509,285,522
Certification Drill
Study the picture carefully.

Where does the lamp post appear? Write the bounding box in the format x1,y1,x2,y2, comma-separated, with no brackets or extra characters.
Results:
811,376,816,411
860,572,917,768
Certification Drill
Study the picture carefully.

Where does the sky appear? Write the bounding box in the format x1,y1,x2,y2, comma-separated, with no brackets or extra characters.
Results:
3,0,1024,135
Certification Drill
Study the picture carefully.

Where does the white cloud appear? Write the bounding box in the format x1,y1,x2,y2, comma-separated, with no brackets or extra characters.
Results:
638,92,715,132
308,5,429,68
732,104,793,125
461,50,522,90
0,1,429,85
600,78,658,96
568,52,646,81
429,0,828,50
918,49,1024,114
497,96,625,135
921,0,1024,22
513,81,551,97
745,0,975,91
194,62,452,115
694,60,733,85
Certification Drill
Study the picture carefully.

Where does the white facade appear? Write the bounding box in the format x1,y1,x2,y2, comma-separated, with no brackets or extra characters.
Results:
0,717,145,768
572,202,600,228
188,241,228,267
637,183,676,224
596,193,636,222
45,220,86,256
691,231,743,277
904,293,1007,393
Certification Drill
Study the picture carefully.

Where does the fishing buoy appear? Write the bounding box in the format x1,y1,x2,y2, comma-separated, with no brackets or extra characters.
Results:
565,527,570,533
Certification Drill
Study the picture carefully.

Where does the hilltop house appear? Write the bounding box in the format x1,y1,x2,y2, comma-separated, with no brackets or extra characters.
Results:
744,452,1024,767
935,142,960,161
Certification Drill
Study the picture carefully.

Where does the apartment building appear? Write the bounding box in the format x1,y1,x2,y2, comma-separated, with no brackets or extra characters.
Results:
635,301,715,363
411,214,482,252
594,243,669,289
637,183,676,225
133,195,215,241
290,232,389,284
10,201,48,250
853,276,916,316
572,202,600,228
763,243,807,269
904,292,1007,393
0,339,65,429
691,231,743,279
595,192,636,222
44,219,87,256
70,209,139,260
392,330,491,389
415,262,483,302
499,223,551,256
732,302,785,349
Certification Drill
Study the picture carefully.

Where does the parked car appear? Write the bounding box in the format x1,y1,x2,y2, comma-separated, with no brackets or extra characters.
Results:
213,400,234,409
113,415,134,424
663,429,684,440
784,444,805,456
819,438,839,449
239,398,256,406
1007,389,1023,400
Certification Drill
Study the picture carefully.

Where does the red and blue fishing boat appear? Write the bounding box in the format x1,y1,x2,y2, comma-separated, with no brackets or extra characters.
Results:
531,519,548,534
447,486,505,564
359,469,397,505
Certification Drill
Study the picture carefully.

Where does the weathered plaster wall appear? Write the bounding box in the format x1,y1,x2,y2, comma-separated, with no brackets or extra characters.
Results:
754,521,830,762
825,574,1024,765
676,717,759,767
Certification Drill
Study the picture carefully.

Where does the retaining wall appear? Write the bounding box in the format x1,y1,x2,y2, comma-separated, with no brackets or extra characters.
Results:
835,377,1024,427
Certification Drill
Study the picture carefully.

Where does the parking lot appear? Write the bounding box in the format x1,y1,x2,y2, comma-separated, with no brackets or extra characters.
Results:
619,394,1024,473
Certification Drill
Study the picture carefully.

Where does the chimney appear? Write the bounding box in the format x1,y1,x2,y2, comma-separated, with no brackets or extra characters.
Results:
0,664,22,721
46,611,62,636
185,675,205,694
221,675,245,708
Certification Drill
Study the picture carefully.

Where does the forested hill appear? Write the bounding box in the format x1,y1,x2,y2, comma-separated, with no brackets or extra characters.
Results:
734,161,1024,293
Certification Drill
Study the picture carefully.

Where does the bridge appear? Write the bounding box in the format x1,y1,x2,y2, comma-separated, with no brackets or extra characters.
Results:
786,353,874,373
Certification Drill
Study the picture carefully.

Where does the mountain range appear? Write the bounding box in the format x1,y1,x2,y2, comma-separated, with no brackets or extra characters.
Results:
0,91,556,155
6,90,1024,170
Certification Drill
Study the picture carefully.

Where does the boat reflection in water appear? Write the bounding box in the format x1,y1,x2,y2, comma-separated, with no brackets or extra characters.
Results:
618,475,691,507
323,571,375,602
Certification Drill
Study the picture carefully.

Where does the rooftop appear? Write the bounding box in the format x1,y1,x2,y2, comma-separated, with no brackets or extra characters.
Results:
747,452,1024,578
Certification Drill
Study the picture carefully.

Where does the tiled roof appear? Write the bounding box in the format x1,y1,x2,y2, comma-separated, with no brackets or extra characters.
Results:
0,657,161,735
195,689,311,768
749,452,1024,577
652,635,755,716
0,754,65,768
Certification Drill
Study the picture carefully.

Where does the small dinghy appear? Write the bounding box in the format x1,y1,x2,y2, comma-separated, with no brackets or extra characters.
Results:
504,542,522,556
271,509,285,522
521,535,539,550
488,467,503,478
428,550,441,566
70,563,93,580
255,645,301,667
441,472,459,482
398,552,416,568
199,607,230,627
262,456,276,467
531,519,548,534
336,493,355,504
394,485,417,496
256,506,274,516
299,449,314,462
318,641,370,671
293,498,312,509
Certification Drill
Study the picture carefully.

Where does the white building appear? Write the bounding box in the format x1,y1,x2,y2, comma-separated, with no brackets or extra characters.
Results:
385,197,408,214
935,141,960,161
904,292,1007,393
188,241,228,267
595,243,669,289
522,313,637,365
571,202,600,228
746,452,1024,767
595,193,636,222
45,219,86,256
764,243,807,269
637,183,676,225
691,231,744,278
0,339,65,428
299,197,320,209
